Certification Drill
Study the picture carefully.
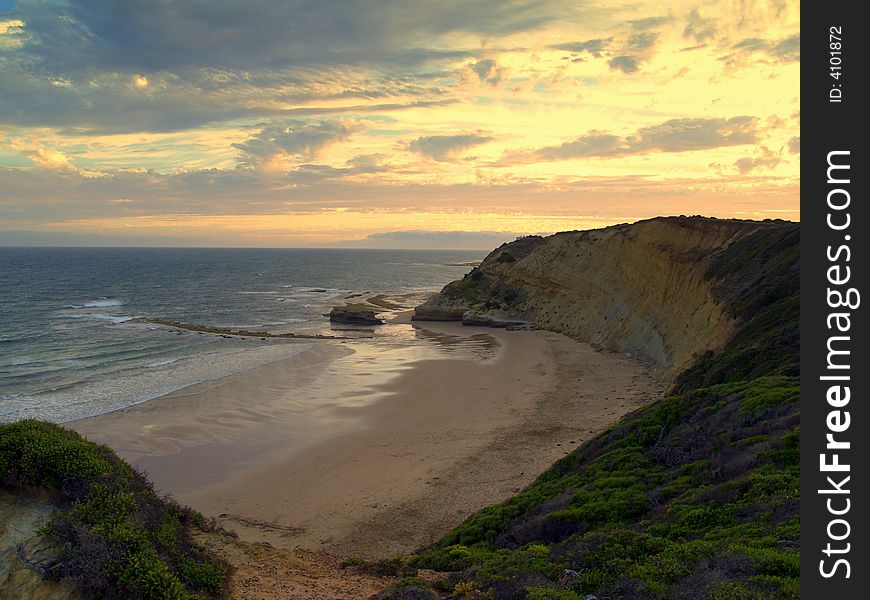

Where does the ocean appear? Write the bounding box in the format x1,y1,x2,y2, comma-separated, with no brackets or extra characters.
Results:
0,247,482,423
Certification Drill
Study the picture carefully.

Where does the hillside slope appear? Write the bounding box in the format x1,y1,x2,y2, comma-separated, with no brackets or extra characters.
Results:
414,216,796,380
411,217,800,599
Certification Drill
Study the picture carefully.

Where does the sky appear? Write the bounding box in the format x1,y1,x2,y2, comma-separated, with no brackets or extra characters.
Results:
0,0,799,249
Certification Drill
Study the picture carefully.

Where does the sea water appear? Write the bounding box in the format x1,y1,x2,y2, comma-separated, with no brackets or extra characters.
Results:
0,247,481,422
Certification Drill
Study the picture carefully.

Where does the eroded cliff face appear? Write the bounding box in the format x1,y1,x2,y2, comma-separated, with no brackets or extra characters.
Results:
415,217,788,380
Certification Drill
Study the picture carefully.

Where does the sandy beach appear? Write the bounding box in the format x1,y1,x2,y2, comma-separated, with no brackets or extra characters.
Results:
73,315,663,558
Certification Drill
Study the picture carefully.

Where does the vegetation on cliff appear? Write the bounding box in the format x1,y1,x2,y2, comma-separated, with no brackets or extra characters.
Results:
0,420,231,599
411,219,800,599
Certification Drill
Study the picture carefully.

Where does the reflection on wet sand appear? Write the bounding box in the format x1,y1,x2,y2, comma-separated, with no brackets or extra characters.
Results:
412,326,499,360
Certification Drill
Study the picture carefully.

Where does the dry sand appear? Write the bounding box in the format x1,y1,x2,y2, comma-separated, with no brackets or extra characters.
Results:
73,316,663,559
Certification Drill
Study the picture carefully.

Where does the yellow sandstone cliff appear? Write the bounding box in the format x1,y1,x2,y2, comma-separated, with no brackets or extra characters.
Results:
414,216,779,380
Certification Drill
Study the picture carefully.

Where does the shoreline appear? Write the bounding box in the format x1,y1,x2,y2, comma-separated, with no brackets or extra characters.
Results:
72,316,664,558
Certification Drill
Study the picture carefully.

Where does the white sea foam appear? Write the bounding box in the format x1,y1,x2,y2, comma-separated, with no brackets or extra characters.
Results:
83,298,124,308
63,313,138,324
144,358,182,368
0,342,314,423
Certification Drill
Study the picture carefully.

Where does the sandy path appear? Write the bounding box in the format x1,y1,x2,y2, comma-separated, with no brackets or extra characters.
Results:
73,319,663,559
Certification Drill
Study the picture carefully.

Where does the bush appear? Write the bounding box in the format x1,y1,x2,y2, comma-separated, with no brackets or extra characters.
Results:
0,420,231,599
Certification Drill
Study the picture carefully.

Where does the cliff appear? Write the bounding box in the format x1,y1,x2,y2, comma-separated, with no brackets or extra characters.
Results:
415,216,797,381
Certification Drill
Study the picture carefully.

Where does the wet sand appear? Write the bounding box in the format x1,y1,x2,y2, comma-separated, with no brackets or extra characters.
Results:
73,316,663,558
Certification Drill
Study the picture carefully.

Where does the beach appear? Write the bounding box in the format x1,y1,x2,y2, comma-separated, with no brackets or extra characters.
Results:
72,314,663,558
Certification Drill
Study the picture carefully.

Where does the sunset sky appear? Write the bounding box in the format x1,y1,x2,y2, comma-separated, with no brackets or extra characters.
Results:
0,0,799,248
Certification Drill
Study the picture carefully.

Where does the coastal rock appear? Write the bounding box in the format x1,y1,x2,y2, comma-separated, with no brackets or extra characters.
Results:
415,216,798,380
461,313,492,326
330,306,385,326
410,307,465,321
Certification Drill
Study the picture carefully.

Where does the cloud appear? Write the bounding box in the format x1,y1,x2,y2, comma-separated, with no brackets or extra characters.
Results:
504,116,760,163
683,8,716,42
734,148,781,174
14,0,568,74
0,230,194,247
609,55,639,73
409,133,494,161
345,230,523,250
771,35,800,61
628,31,659,51
24,146,77,171
470,59,507,86
635,117,758,151
233,120,365,165
787,137,800,154
549,38,610,57
1,0,582,133
733,34,799,62
629,16,672,30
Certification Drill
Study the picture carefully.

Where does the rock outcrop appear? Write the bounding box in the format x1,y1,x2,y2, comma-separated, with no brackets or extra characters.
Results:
330,306,385,326
414,216,796,380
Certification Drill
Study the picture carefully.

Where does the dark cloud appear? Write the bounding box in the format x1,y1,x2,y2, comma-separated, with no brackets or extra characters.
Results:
683,9,716,42
734,154,780,174
409,133,494,161
470,59,507,86
0,230,198,247
635,117,758,151
0,57,456,133
629,16,672,30
549,38,610,57
505,116,760,162
13,0,568,74
628,31,658,51
534,133,625,160
733,38,767,52
731,34,799,62
1,0,583,132
233,120,364,163
788,137,800,154
608,55,639,73
771,34,800,61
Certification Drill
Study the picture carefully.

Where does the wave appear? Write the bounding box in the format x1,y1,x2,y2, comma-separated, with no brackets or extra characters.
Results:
63,313,138,324
67,298,125,309
144,357,183,368
0,342,314,423
238,291,279,295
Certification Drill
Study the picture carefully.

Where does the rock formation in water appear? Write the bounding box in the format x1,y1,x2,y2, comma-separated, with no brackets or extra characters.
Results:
329,306,385,325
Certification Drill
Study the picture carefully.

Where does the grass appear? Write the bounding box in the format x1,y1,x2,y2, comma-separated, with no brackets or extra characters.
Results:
0,420,231,599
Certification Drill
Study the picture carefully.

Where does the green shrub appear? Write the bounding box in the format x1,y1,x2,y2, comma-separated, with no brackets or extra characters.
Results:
0,420,230,599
